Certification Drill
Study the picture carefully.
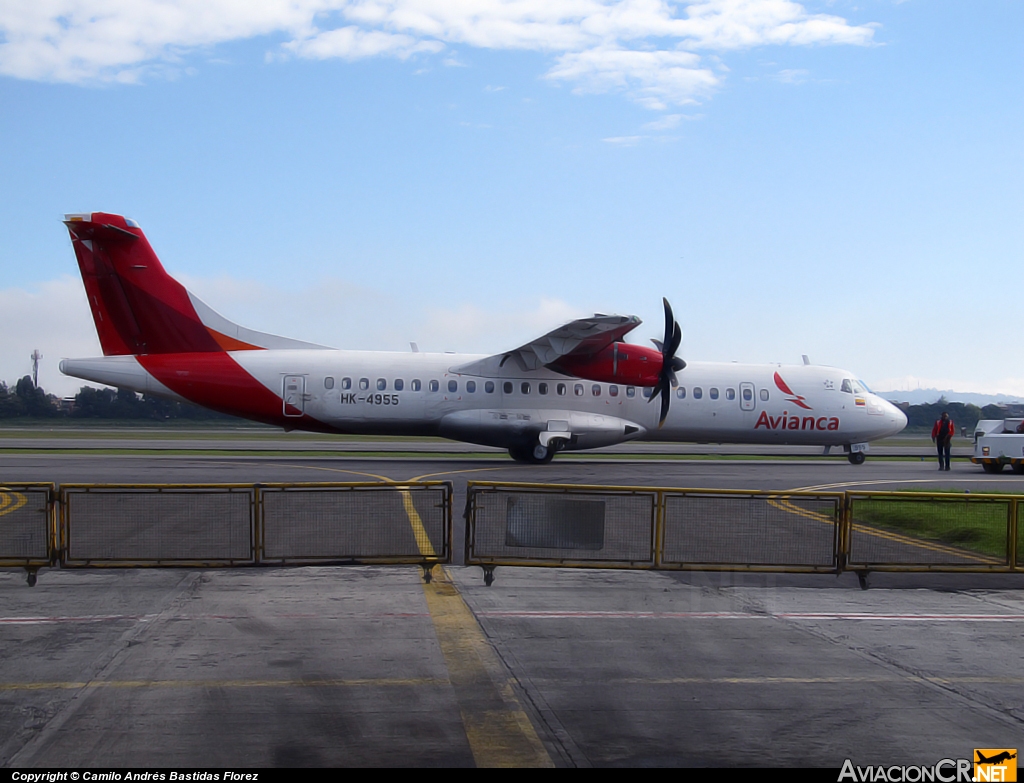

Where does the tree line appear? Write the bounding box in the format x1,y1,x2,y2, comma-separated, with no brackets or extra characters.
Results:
0,377,239,421
896,399,1009,434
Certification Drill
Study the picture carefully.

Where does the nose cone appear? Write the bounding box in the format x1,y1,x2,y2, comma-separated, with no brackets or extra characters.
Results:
886,400,908,435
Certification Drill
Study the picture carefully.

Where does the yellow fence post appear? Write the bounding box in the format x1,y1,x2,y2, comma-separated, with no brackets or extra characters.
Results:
1010,497,1019,571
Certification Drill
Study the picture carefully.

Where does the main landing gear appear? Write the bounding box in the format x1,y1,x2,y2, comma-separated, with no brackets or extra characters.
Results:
508,444,556,464
848,452,866,465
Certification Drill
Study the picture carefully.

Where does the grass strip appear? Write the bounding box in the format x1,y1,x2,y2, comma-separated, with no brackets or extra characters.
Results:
852,491,1012,558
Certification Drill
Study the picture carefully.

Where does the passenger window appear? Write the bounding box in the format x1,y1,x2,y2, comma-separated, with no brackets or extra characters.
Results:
539,383,548,395
342,377,352,390
485,381,495,393
503,381,513,394
411,379,421,391
841,379,853,394
359,378,369,391
324,376,334,390
394,379,404,391
592,384,601,397
710,388,719,400
466,380,476,393
760,389,769,401
448,380,458,393
377,378,387,391
676,387,686,399
742,387,752,402
429,380,439,392
726,388,735,401
627,387,636,398
609,385,618,397
521,382,531,394
574,384,584,397
557,383,566,396
693,387,703,399
643,387,653,398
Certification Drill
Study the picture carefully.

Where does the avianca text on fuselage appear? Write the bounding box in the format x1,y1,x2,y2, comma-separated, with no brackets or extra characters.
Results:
755,410,841,432
56,212,907,465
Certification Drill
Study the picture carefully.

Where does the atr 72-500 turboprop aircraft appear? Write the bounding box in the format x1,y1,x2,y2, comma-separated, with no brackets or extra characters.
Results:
59,213,907,464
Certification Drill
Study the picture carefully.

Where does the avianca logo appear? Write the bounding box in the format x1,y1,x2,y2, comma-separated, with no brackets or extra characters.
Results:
774,371,812,410
756,411,840,431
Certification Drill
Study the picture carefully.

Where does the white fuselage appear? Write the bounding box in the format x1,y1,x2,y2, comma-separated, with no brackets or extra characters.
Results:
61,349,908,452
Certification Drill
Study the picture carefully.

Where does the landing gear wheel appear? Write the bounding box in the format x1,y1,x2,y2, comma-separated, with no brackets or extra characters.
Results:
508,444,555,464
983,462,1004,474
848,452,866,465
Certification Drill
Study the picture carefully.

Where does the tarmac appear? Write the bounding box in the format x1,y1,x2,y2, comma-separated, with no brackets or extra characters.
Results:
1,440,1023,767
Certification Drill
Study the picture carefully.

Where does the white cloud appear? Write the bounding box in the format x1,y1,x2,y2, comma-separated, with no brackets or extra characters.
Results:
0,1,878,107
774,67,809,83
182,274,585,356
602,135,644,145
0,276,103,397
642,112,682,130
547,47,718,109
284,26,443,60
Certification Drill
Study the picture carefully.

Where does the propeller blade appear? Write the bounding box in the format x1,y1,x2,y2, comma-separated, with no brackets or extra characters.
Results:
659,382,671,426
662,298,674,352
669,321,682,357
653,298,684,428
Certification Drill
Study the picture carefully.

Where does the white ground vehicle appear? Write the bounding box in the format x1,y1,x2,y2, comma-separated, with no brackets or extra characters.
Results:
972,419,1024,473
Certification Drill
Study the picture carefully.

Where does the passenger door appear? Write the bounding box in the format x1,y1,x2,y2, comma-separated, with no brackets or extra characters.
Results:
739,382,755,412
283,375,305,417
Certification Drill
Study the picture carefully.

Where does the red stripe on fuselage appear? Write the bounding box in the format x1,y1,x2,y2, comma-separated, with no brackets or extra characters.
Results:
138,353,332,431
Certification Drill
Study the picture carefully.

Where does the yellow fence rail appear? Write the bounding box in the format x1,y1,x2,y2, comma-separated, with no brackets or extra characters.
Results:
4,480,1022,585
465,482,1024,578
0,482,452,579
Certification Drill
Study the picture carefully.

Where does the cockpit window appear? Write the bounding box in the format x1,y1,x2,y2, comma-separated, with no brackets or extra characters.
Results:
856,379,873,394
841,379,853,394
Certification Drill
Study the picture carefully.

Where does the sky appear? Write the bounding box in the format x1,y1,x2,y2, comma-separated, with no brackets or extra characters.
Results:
0,1,1022,399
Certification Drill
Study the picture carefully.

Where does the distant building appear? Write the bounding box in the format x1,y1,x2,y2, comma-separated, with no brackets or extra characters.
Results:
991,402,1024,418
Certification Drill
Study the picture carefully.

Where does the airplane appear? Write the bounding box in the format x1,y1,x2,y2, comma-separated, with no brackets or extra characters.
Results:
58,212,907,464
977,752,1016,765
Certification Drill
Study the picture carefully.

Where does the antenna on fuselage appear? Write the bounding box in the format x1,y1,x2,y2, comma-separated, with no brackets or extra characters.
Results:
802,354,811,366
410,342,419,353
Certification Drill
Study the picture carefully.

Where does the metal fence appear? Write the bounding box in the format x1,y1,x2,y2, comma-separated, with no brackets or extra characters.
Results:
0,483,55,568
467,486,657,568
0,481,452,574
466,482,1023,576
60,484,256,567
3,480,1022,583
846,491,1018,571
259,482,451,564
660,490,841,571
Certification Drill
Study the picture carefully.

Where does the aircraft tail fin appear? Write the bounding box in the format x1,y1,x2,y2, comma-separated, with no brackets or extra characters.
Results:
64,213,328,356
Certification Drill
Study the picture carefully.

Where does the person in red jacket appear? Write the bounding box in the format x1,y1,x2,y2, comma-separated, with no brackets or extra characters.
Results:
931,411,954,470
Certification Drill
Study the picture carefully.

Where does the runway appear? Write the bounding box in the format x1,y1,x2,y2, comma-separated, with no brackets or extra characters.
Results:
2,448,1023,767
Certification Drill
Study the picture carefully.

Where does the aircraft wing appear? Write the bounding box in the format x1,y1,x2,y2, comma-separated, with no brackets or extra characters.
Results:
452,313,641,376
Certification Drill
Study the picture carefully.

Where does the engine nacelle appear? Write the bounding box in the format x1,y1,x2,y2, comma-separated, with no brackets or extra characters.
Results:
551,342,663,386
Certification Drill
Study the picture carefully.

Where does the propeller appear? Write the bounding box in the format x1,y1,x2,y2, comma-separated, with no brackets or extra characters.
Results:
648,297,686,427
